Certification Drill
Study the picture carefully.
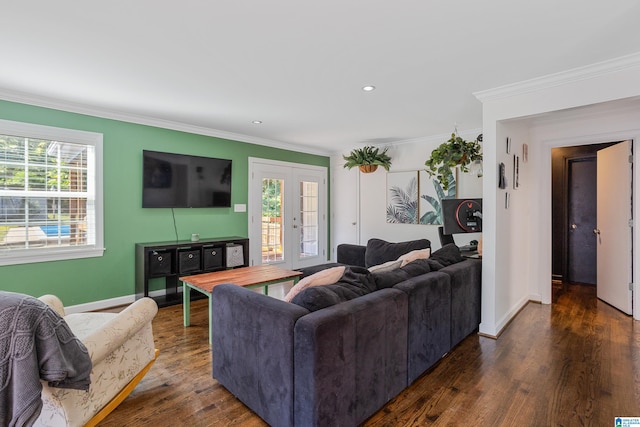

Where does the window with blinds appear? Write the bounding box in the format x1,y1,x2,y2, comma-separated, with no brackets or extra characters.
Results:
0,119,103,265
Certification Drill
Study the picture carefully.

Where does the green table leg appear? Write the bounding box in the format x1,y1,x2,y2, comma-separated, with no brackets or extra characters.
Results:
208,293,213,345
183,282,190,327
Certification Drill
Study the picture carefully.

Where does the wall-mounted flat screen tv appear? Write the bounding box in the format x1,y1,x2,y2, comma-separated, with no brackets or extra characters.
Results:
142,150,232,208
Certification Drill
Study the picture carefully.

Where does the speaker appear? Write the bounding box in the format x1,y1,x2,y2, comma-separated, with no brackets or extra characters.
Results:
148,250,173,276
203,246,223,270
226,244,244,267
178,249,201,274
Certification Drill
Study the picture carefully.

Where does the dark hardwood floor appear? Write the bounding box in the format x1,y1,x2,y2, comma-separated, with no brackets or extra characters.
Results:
100,284,640,426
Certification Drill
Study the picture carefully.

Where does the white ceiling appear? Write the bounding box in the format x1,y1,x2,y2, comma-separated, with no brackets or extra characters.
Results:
2,1,640,155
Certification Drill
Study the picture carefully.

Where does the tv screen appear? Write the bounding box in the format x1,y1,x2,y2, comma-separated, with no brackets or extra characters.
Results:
442,198,482,234
142,150,232,208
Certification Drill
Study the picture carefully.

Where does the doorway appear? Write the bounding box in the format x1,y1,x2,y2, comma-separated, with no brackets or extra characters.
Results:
551,141,633,314
551,142,618,283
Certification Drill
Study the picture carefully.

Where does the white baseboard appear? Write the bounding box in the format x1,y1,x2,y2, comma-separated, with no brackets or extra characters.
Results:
64,287,184,314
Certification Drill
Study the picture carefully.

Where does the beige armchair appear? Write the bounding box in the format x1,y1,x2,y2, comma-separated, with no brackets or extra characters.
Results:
35,295,159,427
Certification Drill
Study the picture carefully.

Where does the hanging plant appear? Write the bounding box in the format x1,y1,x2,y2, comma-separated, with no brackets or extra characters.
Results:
425,132,482,190
343,146,392,173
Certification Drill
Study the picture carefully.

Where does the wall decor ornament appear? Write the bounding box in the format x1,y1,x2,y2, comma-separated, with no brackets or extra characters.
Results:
386,171,419,224
386,170,456,225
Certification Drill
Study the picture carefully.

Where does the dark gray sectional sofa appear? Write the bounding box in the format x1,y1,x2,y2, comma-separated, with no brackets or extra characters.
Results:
210,239,482,427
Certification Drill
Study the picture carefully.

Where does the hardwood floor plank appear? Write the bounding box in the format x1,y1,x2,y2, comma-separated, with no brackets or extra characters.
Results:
99,284,640,426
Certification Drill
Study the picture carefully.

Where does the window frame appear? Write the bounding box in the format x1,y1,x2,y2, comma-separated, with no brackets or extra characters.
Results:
0,119,104,266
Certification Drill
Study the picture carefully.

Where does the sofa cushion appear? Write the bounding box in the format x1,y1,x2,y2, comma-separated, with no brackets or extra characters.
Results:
372,268,411,289
399,259,432,277
290,267,376,312
427,243,464,270
364,238,431,268
372,258,433,290
284,266,346,302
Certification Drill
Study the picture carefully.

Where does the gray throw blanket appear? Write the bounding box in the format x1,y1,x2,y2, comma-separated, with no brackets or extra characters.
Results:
0,291,92,427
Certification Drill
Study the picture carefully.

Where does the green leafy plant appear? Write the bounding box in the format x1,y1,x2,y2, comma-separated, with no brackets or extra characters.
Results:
343,146,392,173
425,133,482,190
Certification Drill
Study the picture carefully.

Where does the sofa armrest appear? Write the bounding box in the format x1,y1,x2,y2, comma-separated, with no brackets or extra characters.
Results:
79,297,158,365
336,243,366,267
38,294,66,317
211,284,309,427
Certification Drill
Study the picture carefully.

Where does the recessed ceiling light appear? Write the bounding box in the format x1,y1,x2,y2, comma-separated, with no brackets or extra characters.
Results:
362,85,376,92
252,120,263,124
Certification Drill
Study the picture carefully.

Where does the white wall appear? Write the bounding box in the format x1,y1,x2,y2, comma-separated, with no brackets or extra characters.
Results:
477,53,640,336
330,131,483,259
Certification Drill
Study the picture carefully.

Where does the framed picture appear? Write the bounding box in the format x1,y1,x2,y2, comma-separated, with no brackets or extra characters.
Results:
386,171,419,224
418,170,456,225
522,143,528,162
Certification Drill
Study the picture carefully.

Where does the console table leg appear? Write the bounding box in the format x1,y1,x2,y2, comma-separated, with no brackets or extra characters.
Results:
183,283,191,327
208,295,213,345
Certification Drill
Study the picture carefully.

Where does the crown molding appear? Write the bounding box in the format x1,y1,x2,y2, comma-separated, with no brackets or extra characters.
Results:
474,52,640,103
0,88,333,157
390,127,484,148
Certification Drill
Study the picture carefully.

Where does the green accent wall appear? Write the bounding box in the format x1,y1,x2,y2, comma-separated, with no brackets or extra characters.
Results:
0,100,330,305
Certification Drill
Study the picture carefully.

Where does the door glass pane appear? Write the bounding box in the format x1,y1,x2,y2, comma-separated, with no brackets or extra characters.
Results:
299,181,318,258
262,178,284,263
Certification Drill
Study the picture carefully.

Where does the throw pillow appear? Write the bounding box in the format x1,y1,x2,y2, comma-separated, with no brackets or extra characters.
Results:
368,259,403,273
364,238,431,267
397,248,431,267
284,266,346,302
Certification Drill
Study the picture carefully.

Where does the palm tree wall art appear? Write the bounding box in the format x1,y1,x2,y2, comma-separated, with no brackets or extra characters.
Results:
386,170,456,225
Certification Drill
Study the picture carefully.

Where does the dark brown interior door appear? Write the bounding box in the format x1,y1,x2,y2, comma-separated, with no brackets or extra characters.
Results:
567,157,597,284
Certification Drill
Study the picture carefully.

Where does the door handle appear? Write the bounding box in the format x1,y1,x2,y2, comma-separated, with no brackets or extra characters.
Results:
593,228,600,235
570,223,577,229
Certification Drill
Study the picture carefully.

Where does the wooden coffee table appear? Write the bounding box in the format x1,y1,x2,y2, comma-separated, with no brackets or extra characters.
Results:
180,264,303,344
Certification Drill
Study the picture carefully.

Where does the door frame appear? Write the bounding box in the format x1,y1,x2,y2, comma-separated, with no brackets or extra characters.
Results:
552,143,618,283
544,132,636,319
247,157,328,269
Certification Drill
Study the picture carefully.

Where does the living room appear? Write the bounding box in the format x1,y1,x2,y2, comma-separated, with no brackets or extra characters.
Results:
3,1,640,426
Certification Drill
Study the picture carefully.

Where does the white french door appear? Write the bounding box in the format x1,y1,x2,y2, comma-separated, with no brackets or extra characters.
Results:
248,158,327,270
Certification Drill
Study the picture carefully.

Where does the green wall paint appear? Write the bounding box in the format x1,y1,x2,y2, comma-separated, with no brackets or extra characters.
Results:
0,100,330,305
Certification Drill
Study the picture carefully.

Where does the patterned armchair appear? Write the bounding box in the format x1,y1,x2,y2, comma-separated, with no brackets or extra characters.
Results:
35,295,158,427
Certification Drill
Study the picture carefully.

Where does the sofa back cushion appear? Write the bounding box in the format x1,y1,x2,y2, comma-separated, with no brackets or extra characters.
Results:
290,267,376,312
426,243,464,270
364,238,430,268
372,259,433,289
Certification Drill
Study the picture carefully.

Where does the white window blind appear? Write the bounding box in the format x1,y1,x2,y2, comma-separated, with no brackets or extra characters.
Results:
0,119,104,265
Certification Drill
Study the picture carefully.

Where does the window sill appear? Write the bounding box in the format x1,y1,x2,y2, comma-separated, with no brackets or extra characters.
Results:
0,247,106,266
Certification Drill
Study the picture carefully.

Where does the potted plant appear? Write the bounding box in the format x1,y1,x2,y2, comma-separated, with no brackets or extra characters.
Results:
343,146,392,173
425,133,482,190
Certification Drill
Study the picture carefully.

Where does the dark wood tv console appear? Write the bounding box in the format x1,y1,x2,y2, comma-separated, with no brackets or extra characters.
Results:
135,236,249,307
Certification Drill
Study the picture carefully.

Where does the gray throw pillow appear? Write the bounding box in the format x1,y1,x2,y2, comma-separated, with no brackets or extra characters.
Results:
364,238,431,267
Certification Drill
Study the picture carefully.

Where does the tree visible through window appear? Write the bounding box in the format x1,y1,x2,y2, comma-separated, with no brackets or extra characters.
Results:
0,119,103,265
